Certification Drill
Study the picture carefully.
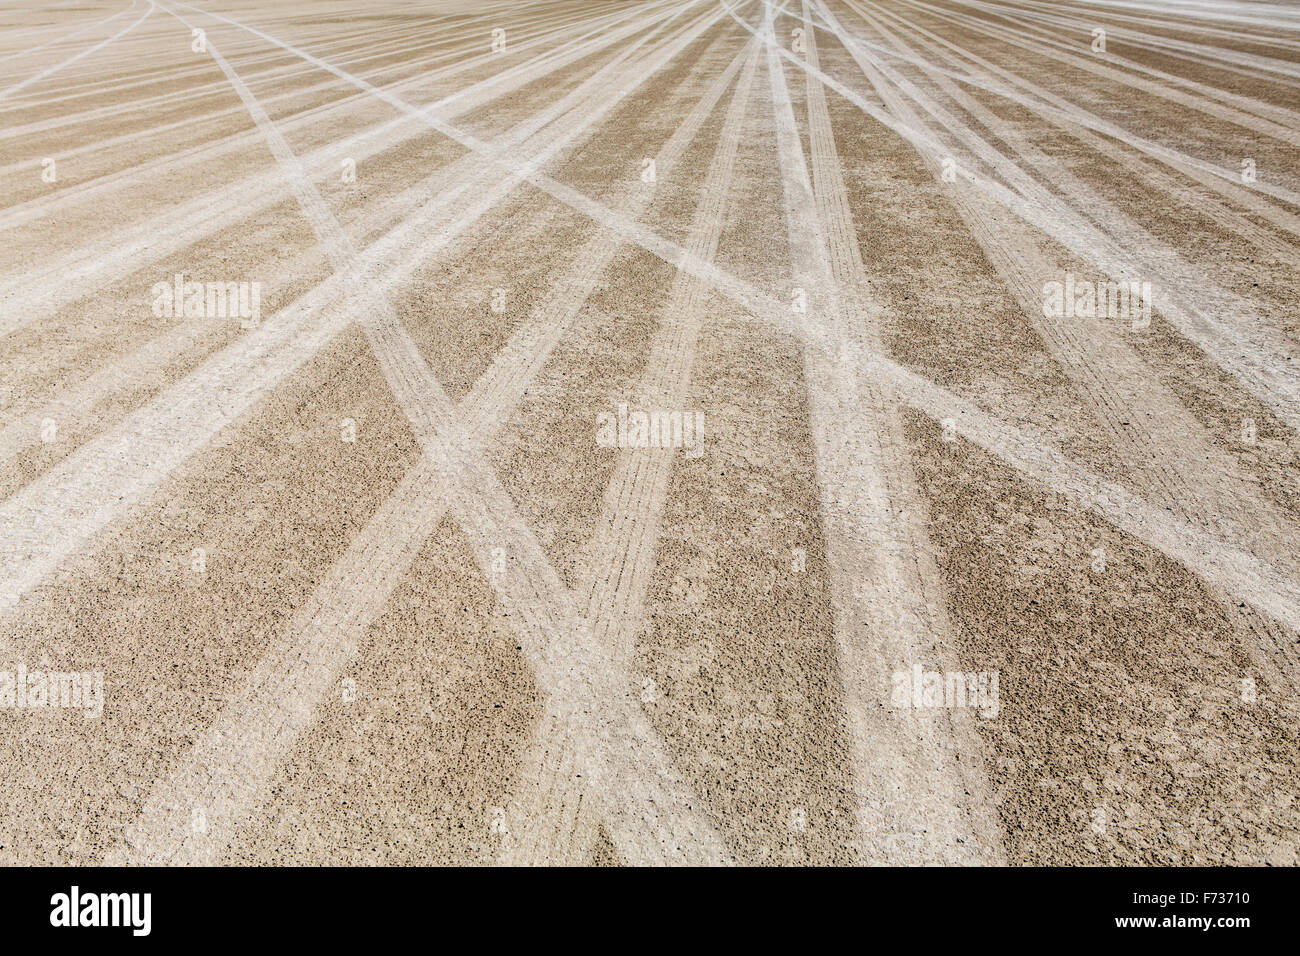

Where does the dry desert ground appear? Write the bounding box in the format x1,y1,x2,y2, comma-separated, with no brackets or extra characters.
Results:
0,0,1299,866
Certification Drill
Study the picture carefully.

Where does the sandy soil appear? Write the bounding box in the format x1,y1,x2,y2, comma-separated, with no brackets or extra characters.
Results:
0,0,1297,866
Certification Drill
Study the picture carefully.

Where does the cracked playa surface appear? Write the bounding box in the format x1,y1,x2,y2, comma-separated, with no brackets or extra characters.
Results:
0,0,1297,866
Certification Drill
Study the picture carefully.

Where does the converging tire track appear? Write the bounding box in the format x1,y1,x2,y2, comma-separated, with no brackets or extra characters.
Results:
1,0,1297,867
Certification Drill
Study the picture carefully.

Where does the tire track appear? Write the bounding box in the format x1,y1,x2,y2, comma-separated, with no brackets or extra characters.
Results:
110,3,742,866
0,0,155,102
0,0,712,611
766,0,1300,439
0,0,693,335
0,1,694,467
854,0,1300,267
9,0,1293,708
837,0,1299,559
817,0,1300,689
762,0,1004,864
503,36,759,867
0,0,628,203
